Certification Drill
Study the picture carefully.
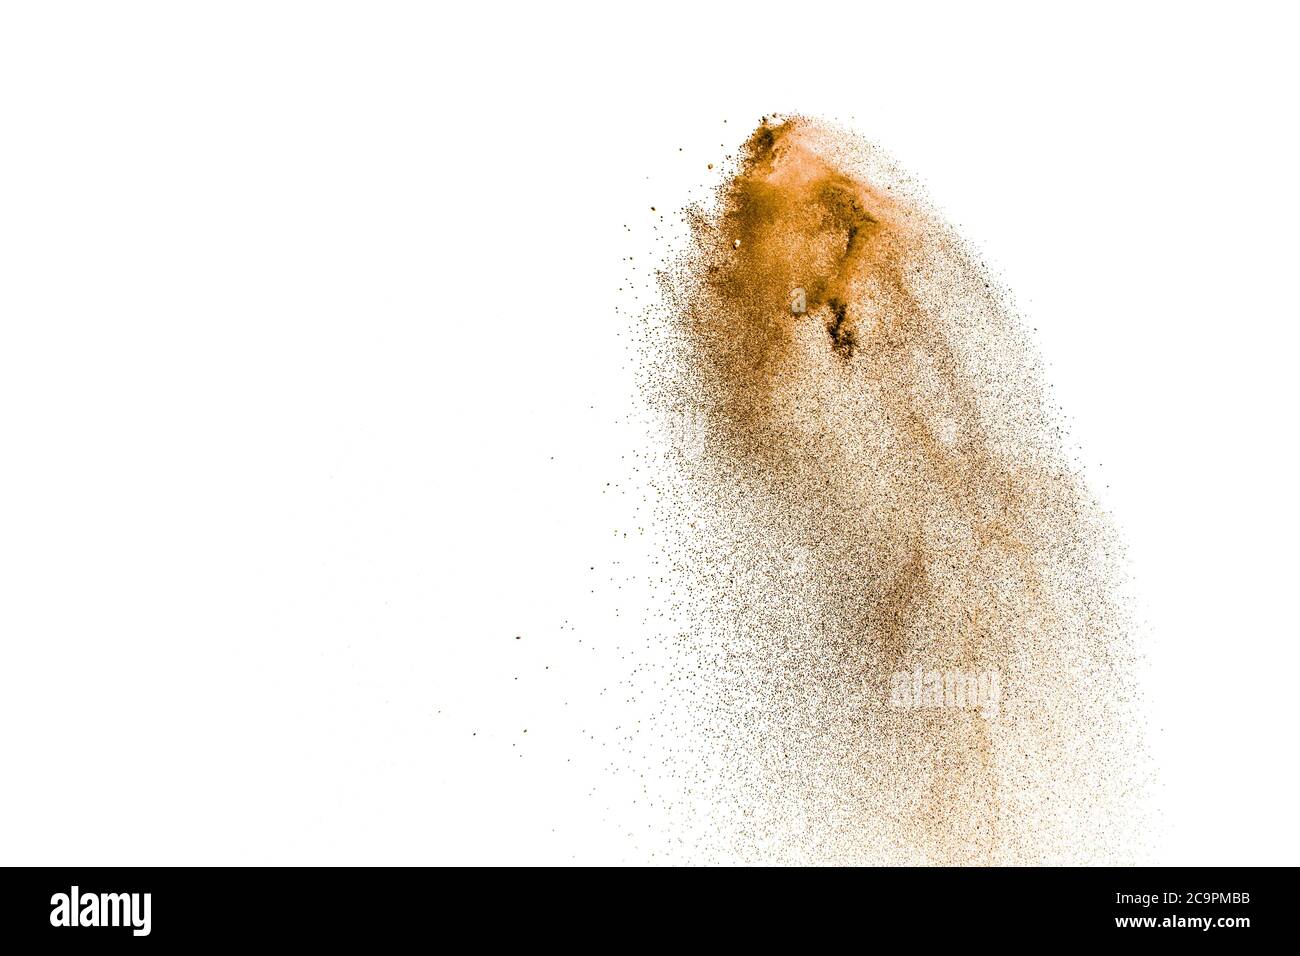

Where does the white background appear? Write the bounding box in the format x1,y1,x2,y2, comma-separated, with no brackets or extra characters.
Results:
1,2,1297,864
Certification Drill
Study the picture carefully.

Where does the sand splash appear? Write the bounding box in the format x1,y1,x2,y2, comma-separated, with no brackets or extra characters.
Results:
635,116,1149,864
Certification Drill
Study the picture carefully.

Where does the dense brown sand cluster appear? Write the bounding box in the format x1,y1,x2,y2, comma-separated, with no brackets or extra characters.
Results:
634,116,1149,864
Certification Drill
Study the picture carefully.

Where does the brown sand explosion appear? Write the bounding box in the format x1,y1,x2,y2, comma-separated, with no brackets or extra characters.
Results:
634,116,1149,864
